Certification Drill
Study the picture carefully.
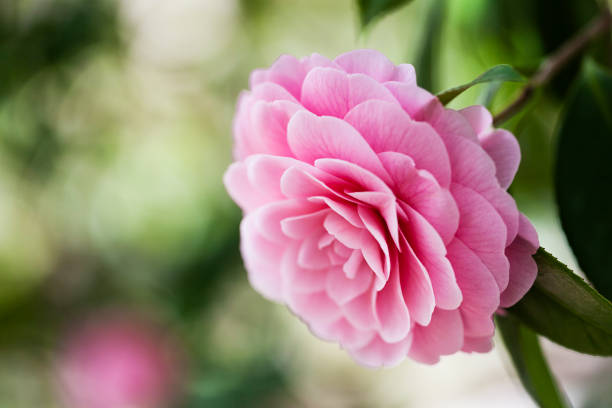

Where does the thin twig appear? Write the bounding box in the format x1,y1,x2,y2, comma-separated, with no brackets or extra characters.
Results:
493,7,612,126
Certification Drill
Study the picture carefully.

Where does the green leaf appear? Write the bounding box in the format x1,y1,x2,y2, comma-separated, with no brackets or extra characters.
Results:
509,248,612,356
356,0,414,28
555,60,612,300
436,65,525,105
497,315,569,408
413,0,446,92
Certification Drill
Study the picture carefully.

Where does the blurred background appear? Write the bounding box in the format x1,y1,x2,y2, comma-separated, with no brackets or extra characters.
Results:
1,0,611,407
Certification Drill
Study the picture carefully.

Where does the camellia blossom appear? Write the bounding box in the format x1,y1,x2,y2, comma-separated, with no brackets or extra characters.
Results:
57,315,180,408
224,49,539,366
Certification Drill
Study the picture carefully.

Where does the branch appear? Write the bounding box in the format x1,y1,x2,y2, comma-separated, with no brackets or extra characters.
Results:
493,7,612,126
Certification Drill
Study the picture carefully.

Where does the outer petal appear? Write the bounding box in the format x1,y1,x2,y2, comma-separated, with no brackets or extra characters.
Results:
460,105,492,135
447,239,499,337
350,334,412,368
423,105,520,245
240,213,286,302
225,154,303,212
480,129,521,190
500,214,539,307
314,318,375,350
391,64,417,84
451,183,509,291
334,49,396,82
408,309,464,364
300,53,342,72
249,54,305,99
288,291,343,328
385,81,436,118
462,336,494,353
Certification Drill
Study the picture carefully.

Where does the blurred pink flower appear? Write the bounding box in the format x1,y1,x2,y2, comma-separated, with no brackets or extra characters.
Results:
224,49,539,366
58,315,180,408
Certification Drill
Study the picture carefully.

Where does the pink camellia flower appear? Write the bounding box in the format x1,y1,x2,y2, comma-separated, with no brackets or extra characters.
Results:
57,315,181,408
224,49,539,366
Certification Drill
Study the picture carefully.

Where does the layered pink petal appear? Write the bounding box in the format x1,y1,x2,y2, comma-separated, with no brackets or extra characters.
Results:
334,49,397,82
399,239,435,325
379,151,458,244
345,100,452,187
326,264,372,305
447,239,499,337
351,334,413,368
500,214,539,307
287,111,391,183
250,54,305,99
374,257,411,343
401,205,462,310
460,105,492,135
226,49,538,367
240,213,285,302
301,67,349,117
451,183,509,291
480,129,521,190
409,309,464,364
385,81,436,118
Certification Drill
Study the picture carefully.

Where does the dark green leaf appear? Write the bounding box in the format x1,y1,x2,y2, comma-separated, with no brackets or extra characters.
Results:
555,60,612,300
497,315,569,408
413,0,445,92
509,248,612,355
356,0,414,28
436,65,525,105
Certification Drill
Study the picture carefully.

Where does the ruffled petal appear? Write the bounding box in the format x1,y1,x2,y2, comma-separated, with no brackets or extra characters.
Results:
408,309,464,364
326,263,372,304
401,204,462,310
373,254,411,343
451,183,509,291
500,214,539,307
250,54,305,99
345,100,452,187
480,129,521,190
334,49,397,82
240,214,286,302
350,334,412,368
447,239,499,337
379,151,459,244
385,81,437,118
460,105,492,135
301,67,349,117
399,237,435,325
287,111,391,183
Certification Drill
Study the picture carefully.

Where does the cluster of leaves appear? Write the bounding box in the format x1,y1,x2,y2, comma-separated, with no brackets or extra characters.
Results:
358,0,612,407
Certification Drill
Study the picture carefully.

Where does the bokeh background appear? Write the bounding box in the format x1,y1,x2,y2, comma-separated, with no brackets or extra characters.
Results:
1,0,611,406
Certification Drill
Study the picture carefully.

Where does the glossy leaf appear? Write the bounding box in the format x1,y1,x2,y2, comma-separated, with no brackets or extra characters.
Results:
555,60,612,300
509,248,612,356
436,64,524,105
356,0,414,28
497,315,568,408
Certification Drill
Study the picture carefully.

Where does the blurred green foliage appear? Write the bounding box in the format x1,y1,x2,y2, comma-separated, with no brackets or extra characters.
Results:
0,0,610,406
